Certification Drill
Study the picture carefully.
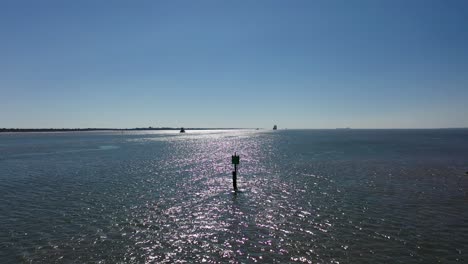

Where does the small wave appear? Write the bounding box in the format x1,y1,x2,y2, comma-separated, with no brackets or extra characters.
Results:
0,145,120,160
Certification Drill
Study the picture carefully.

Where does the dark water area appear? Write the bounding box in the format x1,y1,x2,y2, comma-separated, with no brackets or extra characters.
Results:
1,129,467,263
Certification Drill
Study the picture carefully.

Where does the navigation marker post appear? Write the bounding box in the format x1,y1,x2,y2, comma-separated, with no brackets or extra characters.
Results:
231,153,240,192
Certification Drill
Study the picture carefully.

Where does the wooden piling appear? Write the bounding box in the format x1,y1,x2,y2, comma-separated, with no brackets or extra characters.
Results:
231,153,240,191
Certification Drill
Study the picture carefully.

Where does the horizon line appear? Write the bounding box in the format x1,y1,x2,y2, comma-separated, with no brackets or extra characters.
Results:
1,127,468,132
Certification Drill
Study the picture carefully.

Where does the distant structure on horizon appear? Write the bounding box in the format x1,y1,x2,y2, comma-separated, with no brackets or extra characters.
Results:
273,125,277,130
180,127,185,133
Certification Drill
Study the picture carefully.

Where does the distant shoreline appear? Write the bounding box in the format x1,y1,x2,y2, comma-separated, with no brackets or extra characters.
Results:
1,127,467,133
0,128,243,133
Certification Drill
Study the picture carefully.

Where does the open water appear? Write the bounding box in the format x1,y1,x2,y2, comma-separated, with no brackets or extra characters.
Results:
1,129,468,263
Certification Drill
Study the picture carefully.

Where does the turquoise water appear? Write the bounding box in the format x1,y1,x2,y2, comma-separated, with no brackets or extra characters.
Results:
1,129,468,263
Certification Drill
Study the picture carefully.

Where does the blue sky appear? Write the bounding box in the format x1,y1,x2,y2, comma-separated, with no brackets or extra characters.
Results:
1,0,467,128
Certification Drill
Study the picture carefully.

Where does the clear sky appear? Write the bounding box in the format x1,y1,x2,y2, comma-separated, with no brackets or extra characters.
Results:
1,0,467,129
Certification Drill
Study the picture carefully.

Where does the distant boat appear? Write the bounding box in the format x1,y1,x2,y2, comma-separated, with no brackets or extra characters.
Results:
180,127,185,133
273,125,277,130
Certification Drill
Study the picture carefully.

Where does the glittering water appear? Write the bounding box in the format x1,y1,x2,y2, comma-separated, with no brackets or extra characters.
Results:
1,129,468,263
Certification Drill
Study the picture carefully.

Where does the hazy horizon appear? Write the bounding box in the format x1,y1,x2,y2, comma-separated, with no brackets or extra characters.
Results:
2,126,468,130
1,1,468,129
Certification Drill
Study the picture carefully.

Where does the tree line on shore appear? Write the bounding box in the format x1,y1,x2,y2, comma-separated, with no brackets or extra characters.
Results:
0,127,240,133
0,127,180,132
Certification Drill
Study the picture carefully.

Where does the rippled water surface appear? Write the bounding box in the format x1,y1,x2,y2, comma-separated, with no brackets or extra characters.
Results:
1,129,468,263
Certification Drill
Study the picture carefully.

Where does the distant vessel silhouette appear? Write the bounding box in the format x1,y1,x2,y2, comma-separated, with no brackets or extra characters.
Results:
180,127,185,133
273,125,277,130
